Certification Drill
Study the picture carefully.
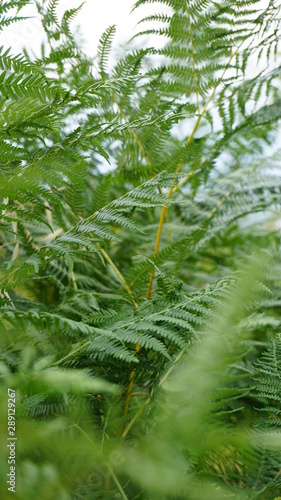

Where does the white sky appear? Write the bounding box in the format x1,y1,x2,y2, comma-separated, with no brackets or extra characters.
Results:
1,0,271,59
1,0,279,171
1,0,148,56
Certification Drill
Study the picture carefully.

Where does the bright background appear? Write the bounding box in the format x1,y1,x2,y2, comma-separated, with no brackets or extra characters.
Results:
1,0,154,56
1,0,270,58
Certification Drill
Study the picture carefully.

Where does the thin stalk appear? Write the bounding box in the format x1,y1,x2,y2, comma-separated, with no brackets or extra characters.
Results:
71,421,128,500
96,243,138,309
109,470,128,500
71,270,78,290
122,31,258,423
122,363,140,422
146,115,201,297
122,350,186,438
53,341,91,366
146,204,168,299
121,396,150,438
92,248,140,436
158,349,185,388
146,30,257,295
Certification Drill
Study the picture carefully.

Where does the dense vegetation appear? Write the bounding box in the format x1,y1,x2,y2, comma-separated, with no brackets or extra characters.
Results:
1,0,281,498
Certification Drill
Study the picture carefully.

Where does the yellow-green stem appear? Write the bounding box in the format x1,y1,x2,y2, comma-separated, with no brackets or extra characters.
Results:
96,243,138,309
121,28,257,432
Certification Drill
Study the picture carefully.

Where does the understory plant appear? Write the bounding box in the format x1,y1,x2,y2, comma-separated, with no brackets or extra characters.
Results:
1,0,281,498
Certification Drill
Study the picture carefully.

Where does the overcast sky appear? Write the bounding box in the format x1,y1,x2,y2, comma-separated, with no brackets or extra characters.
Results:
1,0,278,169
1,0,150,56
1,0,271,59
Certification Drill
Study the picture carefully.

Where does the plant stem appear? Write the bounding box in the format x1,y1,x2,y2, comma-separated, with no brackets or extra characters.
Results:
72,421,128,500
96,243,138,309
53,342,91,366
146,29,257,295
121,31,258,426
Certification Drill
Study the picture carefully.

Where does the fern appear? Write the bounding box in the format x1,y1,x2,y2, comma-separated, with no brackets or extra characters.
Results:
1,0,281,499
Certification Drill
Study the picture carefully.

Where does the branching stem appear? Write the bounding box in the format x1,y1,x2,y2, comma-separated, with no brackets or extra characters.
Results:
122,27,258,426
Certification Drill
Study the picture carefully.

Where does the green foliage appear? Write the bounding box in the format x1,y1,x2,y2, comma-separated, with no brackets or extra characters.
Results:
1,0,281,498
